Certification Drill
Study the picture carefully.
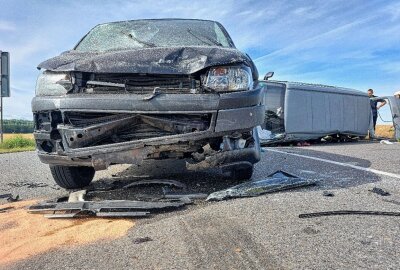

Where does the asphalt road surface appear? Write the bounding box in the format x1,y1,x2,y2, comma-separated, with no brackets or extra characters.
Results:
1,141,400,269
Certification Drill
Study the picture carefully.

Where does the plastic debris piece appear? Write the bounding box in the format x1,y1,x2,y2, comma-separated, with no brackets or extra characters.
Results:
369,187,391,196
28,198,190,219
68,190,87,202
380,140,394,145
132,237,153,244
7,195,20,202
206,170,317,201
1,193,20,202
323,191,335,197
123,179,187,189
256,126,271,140
0,193,13,199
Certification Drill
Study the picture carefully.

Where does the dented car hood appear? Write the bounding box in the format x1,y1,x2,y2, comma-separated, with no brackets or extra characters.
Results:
38,46,255,76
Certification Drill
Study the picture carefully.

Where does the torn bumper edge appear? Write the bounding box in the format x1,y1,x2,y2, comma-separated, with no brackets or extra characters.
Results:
36,104,264,170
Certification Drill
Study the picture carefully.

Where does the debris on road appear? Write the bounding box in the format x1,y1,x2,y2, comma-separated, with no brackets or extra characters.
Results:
369,187,391,196
0,193,20,202
7,194,20,202
123,179,187,189
323,191,335,197
8,181,50,188
0,206,14,213
0,193,12,199
206,170,317,201
68,190,87,202
28,199,190,219
132,236,153,244
299,210,400,218
380,140,394,145
162,187,208,200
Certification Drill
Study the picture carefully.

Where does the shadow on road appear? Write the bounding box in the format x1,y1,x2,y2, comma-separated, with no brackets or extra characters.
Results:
88,146,382,201
256,147,382,191
87,159,241,201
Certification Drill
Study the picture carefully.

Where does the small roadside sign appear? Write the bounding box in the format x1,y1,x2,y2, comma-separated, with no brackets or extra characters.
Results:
0,51,10,97
0,51,10,143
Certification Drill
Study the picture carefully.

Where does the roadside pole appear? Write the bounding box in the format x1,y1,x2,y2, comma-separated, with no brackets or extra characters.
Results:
0,50,3,143
0,87,2,143
0,51,10,143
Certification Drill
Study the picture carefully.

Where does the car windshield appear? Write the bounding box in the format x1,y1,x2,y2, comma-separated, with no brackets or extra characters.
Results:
75,19,233,52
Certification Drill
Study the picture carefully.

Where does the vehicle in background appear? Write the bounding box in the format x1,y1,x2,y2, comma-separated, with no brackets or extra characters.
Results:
370,96,400,141
258,80,371,144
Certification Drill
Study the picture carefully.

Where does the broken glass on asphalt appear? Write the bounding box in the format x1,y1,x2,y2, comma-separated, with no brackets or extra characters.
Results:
206,170,317,201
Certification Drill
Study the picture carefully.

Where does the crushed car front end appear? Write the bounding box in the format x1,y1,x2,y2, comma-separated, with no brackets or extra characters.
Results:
32,68,264,170
32,19,265,188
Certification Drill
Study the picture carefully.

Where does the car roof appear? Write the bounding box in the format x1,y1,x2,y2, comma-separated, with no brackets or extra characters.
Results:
95,18,222,27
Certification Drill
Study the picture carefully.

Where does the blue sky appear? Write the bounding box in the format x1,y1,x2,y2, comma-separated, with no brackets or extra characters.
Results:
0,0,399,120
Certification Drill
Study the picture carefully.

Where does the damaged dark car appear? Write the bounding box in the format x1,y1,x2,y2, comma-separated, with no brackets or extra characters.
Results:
32,19,264,189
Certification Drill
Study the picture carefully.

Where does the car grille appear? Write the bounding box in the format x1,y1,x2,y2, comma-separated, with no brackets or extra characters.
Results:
85,74,200,94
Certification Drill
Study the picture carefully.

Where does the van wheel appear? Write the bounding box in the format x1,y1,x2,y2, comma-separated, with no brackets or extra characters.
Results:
50,165,95,189
231,165,254,181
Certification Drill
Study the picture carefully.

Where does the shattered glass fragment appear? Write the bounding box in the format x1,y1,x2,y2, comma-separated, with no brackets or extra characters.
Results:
206,170,317,201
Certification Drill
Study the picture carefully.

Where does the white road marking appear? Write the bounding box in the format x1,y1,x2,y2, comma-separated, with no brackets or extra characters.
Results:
265,148,400,180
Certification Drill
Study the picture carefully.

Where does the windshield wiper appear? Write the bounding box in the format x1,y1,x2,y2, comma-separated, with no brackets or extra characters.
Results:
187,29,223,46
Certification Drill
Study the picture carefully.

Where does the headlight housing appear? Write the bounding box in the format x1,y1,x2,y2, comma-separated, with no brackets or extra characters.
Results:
205,66,252,92
35,71,72,96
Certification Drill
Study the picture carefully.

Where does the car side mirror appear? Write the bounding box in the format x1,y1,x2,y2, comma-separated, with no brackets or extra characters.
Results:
264,71,274,80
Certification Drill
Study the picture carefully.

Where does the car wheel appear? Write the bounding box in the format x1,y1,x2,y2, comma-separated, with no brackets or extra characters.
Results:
50,165,95,189
231,165,254,181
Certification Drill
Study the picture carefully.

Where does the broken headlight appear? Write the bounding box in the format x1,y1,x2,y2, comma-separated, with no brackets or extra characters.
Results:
35,71,72,96
205,66,252,92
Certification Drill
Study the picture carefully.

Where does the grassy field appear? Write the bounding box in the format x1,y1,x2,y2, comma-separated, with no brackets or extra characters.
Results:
0,133,36,154
375,125,395,139
3,133,34,140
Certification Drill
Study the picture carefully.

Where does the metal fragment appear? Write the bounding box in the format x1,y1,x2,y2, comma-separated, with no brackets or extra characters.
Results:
28,199,189,219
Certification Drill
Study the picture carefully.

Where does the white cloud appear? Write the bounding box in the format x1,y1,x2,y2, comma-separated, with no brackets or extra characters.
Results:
380,62,400,74
3,88,34,120
0,20,16,31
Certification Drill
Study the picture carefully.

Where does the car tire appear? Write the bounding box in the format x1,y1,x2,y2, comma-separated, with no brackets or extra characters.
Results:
231,165,254,181
50,165,95,189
